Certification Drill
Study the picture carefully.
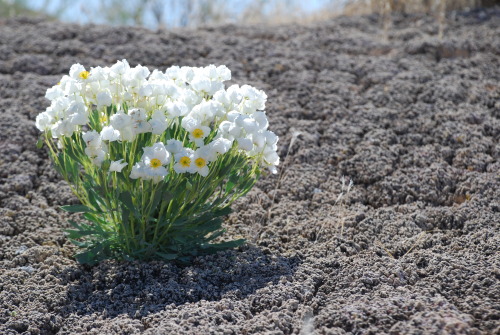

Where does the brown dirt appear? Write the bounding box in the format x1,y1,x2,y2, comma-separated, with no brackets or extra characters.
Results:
1,8,499,335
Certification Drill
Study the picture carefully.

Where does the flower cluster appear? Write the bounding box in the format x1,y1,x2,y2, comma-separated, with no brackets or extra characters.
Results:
36,60,279,264
36,60,279,178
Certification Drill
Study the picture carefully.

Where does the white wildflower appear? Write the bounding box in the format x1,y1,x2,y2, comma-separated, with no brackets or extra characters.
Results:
237,137,253,151
110,159,128,172
191,147,211,177
96,91,112,108
182,117,210,147
149,110,168,135
82,130,101,148
35,112,53,131
101,126,120,142
165,139,184,154
69,63,89,81
139,142,170,182
173,148,194,174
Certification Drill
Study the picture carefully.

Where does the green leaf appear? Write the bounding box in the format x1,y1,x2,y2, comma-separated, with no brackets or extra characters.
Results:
225,180,235,193
63,228,97,239
60,204,95,213
36,137,44,149
163,191,174,203
119,191,135,212
75,249,98,265
155,252,178,260
121,207,130,231
149,188,163,213
101,159,111,172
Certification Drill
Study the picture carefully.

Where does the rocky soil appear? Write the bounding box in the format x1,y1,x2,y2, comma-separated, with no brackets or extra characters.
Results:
0,8,499,335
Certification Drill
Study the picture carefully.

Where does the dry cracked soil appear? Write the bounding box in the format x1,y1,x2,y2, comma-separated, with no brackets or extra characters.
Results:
0,7,499,335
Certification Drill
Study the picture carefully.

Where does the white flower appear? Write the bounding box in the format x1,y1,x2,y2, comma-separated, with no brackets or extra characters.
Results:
109,59,130,78
237,137,253,151
166,101,188,118
49,97,70,118
209,138,232,156
119,127,136,142
129,108,152,135
165,139,184,154
190,76,211,93
82,130,102,148
182,117,210,147
191,76,223,96
51,119,75,138
138,84,153,97
101,126,120,142
179,66,195,83
67,112,89,126
240,118,260,134
130,162,145,179
264,150,280,166
253,111,269,130
240,84,267,112
213,90,232,110
69,63,88,80
96,91,112,108
251,132,266,149
190,100,223,122
89,66,109,81
110,110,132,130
173,148,194,174
60,76,81,95
110,159,128,172
128,64,150,82
35,112,53,131
226,85,244,104
180,89,202,109
89,149,106,166
216,65,231,81
151,68,169,81
66,101,88,126
129,108,147,121
149,110,168,135
203,64,218,81
45,85,64,101
138,142,170,182
133,119,153,135
264,130,278,146
191,147,211,177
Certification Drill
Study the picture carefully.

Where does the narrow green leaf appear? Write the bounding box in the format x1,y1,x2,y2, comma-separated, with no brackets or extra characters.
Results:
63,228,97,239
156,252,178,260
119,191,135,212
36,137,44,149
60,204,95,213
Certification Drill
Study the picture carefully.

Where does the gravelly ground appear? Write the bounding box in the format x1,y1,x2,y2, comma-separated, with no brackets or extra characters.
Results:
0,8,499,335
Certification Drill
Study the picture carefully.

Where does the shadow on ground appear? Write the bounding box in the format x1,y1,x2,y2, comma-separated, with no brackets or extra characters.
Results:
56,245,301,318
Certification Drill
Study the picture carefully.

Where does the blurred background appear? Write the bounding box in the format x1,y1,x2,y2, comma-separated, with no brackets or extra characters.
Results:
0,0,498,29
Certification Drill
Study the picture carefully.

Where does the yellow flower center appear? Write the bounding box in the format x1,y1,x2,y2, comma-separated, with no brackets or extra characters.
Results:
192,128,204,139
195,157,206,168
180,156,191,167
150,158,162,169
79,71,90,79
100,114,108,123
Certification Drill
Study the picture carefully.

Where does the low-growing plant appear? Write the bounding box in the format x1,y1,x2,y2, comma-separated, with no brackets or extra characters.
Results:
36,60,279,264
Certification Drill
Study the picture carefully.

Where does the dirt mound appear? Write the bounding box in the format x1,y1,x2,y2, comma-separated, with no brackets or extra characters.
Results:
1,9,499,334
